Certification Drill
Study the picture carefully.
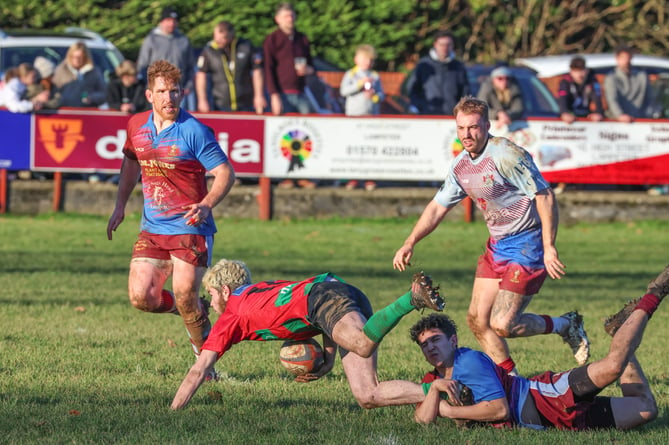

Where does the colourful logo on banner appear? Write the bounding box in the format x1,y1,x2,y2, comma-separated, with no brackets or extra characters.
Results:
451,137,463,157
279,129,313,173
37,118,85,163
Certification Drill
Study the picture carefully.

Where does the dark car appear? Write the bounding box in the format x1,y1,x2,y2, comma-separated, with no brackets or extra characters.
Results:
394,64,560,117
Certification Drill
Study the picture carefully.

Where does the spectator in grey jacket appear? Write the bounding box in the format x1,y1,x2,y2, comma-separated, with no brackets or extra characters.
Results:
137,6,195,108
604,45,657,123
340,44,384,116
476,66,525,129
407,31,469,115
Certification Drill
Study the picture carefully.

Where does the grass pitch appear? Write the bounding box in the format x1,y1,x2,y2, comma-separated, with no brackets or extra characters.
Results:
0,214,668,444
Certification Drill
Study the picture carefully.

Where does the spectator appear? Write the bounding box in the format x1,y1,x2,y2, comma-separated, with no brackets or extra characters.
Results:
0,63,49,112
263,2,317,189
476,66,525,129
339,44,384,191
340,44,384,116
263,2,314,116
52,41,107,108
25,56,62,109
407,31,469,115
604,45,657,122
558,56,604,124
106,60,149,113
137,6,195,109
196,20,265,114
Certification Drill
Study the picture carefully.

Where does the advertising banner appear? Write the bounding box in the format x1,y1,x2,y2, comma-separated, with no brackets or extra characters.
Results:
263,116,457,181
498,120,669,184
5,108,669,184
0,110,31,170
31,110,264,175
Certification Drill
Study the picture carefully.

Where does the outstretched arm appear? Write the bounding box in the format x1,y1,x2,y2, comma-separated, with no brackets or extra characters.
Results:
393,200,449,271
171,349,219,410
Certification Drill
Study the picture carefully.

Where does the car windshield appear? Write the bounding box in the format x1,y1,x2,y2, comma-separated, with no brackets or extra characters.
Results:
1,46,122,83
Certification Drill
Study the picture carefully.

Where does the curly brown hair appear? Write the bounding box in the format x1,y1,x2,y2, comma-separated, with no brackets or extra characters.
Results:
146,59,182,89
409,313,458,344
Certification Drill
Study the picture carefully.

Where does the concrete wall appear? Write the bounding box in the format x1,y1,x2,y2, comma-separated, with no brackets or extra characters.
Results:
5,179,669,223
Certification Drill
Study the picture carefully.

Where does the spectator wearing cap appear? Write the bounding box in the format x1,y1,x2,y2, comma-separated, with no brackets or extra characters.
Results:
106,60,149,113
137,6,195,109
407,30,469,115
26,56,62,109
557,56,604,124
604,45,657,122
476,65,525,129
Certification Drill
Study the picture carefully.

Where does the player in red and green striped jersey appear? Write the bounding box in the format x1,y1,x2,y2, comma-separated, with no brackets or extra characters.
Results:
171,258,444,410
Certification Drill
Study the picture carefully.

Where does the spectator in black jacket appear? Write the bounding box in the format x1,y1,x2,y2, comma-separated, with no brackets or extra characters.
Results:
407,31,469,115
558,56,604,124
106,60,149,114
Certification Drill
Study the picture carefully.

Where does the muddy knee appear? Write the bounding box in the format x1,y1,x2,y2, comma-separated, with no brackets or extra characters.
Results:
490,318,513,338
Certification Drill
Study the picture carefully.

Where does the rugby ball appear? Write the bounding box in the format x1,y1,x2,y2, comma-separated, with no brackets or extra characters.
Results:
279,338,324,376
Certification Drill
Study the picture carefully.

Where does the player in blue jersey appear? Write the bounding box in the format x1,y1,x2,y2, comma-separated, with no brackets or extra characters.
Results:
409,270,666,431
107,60,236,371
393,96,589,375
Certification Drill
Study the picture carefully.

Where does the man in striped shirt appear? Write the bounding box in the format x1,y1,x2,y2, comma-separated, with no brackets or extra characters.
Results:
393,96,589,376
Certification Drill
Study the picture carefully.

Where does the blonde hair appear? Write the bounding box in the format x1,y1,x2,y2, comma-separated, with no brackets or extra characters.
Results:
355,44,376,60
115,60,138,78
4,63,35,82
202,259,252,292
66,41,94,66
453,95,489,120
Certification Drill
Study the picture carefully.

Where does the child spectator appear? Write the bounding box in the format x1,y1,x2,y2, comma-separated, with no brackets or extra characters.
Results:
25,56,62,109
339,44,384,191
106,60,149,113
0,63,49,112
340,44,384,116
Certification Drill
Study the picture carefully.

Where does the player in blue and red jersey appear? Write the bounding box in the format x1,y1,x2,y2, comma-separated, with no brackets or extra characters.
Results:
107,60,236,369
393,96,589,375
409,270,666,430
171,259,445,410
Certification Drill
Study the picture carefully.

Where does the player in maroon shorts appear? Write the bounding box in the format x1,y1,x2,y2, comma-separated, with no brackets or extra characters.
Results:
107,60,235,371
407,265,669,430
171,259,444,410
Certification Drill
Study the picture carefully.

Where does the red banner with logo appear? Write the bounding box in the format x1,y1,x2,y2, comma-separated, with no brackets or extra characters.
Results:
32,110,264,175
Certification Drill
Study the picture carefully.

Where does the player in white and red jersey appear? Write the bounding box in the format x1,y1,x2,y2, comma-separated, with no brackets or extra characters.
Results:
393,96,589,375
107,60,235,371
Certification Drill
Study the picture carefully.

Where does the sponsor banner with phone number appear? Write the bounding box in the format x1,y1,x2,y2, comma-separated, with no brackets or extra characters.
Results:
4,108,668,184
